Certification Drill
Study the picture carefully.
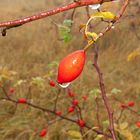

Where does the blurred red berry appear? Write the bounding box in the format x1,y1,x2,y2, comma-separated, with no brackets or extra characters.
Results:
18,98,27,104
39,129,47,137
68,92,75,98
49,80,55,87
9,87,15,93
77,119,85,127
56,111,62,116
128,101,135,107
82,95,88,101
136,121,140,128
57,50,86,84
120,103,127,109
68,105,75,113
72,99,79,106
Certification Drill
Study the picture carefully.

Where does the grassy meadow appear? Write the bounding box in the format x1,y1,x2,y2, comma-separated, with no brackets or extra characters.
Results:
0,0,140,139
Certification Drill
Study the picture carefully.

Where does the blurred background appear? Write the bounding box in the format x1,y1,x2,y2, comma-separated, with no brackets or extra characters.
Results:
0,0,140,139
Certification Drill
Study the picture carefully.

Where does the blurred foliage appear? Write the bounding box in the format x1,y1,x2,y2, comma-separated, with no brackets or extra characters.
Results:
0,0,139,140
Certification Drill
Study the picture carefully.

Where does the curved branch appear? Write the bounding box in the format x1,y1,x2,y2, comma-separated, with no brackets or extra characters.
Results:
0,0,114,28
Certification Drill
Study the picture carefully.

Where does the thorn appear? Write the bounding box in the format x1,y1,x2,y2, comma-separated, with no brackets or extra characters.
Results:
1,28,7,36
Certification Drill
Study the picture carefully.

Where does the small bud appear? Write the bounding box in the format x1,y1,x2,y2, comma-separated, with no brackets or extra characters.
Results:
39,129,47,137
18,98,27,104
9,87,15,93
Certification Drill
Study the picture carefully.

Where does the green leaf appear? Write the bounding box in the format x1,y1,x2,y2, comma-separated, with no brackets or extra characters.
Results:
14,80,26,87
63,19,73,27
119,122,128,130
111,88,121,94
89,88,100,98
48,61,58,68
31,77,45,88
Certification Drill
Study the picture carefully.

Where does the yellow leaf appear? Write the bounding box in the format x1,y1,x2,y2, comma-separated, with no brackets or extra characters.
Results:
0,67,16,81
94,135,103,140
119,122,128,130
79,23,86,31
14,80,26,87
127,48,140,62
86,32,98,39
91,11,115,19
67,130,82,139
117,129,134,140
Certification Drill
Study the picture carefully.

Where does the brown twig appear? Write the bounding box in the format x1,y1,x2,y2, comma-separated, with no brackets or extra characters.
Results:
93,44,117,140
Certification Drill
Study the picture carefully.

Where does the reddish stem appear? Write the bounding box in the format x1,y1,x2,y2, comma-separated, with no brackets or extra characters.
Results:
93,45,117,140
0,0,113,28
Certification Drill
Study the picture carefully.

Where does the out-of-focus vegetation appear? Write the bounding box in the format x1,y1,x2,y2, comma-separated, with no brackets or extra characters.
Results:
0,0,140,139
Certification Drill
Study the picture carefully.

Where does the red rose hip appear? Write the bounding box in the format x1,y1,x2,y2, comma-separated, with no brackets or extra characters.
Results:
57,50,86,84
39,129,47,137
136,121,140,128
49,80,55,87
68,105,75,113
77,119,85,127
18,98,27,104
128,101,135,107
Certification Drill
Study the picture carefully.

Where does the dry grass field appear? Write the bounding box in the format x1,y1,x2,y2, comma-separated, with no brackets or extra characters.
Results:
0,0,140,139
